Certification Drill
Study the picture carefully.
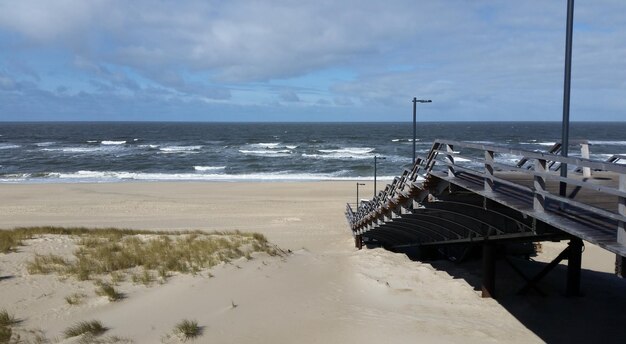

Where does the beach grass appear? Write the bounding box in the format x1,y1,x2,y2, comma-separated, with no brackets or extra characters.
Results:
174,319,200,341
11,226,281,284
0,309,18,344
0,310,17,328
0,326,11,344
64,320,107,338
95,282,123,301
65,293,87,305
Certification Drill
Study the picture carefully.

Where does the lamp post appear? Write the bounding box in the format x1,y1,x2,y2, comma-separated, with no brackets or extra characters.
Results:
356,182,365,210
412,98,432,164
374,156,386,197
560,0,575,197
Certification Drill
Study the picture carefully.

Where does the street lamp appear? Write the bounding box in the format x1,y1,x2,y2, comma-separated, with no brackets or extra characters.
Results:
356,183,365,210
374,156,386,197
412,98,432,164
560,0,574,197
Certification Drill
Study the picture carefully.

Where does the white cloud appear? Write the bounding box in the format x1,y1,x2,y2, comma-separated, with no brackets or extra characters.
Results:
0,0,625,120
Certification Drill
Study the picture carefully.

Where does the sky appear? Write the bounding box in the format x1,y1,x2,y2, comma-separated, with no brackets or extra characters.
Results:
0,0,625,122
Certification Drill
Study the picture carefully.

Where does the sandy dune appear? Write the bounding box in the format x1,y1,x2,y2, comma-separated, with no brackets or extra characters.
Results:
1,182,625,343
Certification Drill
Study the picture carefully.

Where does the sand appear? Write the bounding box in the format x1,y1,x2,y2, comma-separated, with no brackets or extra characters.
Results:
1,182,625,343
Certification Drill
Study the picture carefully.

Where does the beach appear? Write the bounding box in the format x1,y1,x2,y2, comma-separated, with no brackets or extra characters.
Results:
0,181,624,343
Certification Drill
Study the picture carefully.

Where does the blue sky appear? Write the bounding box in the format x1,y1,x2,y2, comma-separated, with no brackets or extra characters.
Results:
0,0,625,122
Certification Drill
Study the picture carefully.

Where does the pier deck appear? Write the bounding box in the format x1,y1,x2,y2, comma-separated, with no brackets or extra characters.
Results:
346,140,626,297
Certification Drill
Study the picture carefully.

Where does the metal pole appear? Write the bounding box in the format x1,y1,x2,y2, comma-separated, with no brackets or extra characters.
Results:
560,0,575,197
374,156,386,197
412,98,417,164
411,98,432,165
356,183,365,210
374,156,377,197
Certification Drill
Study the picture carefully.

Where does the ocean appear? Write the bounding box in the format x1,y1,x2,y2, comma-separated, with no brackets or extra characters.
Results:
0,122,624,183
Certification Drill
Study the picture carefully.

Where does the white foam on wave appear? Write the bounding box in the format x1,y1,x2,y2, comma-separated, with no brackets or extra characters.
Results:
7,170,397,182
159,145,203,153
86,140,98,143
392,139,419,142
318,147,374,155
302,153,374,160
139,144,160,149
468,140,494,144
537,142,557,146
42,147,108,154
101,140,126,145
34,142,55,147
249,142,281,148
589,140,626,146
239,149,291,157
0,144,20,149
285,145,298,149
194,166,226,171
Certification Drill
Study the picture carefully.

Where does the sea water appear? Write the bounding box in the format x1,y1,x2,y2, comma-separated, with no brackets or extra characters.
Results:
0,122,624,183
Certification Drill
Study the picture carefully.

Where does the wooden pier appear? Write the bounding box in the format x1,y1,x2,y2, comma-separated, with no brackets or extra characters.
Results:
346,140,626,298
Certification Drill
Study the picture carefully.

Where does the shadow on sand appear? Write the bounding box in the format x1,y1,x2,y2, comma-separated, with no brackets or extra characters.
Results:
427,256,626,344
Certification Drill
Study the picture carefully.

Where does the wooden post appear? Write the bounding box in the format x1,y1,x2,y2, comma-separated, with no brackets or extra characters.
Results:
580,143,591,178
485,150,494,192
566,238,583,297
355,235,363,249
482,243,496,298
533,158,547,212
616,174,626,277
446,144,455,178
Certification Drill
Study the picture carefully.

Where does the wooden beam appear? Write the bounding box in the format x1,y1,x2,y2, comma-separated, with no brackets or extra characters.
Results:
519,245,570,295
482,243,496,298
504,257,546,296
485,150,495,192
533,158,547,212
566,238,583,297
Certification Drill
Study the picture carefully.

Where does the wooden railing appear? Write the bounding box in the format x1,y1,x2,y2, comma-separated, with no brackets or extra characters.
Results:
347,139,626,250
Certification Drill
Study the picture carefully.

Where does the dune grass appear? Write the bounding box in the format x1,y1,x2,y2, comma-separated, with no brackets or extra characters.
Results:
0,310,17,328
174,319,200,341
65,293,87,305
64,320,107,338
0,309,18,344
95,282,123,301
11,226,281,284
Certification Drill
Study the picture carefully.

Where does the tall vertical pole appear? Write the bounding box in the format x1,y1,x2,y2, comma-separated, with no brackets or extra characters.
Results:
356,183,365,210
560,0,575,197
356,182,359,210
374,156,378,197
412,97,417,164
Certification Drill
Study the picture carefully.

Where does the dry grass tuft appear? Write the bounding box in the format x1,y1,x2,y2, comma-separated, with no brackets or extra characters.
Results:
64,320,107,338
0,326,11,344
0,309,22,344
0,310,17,328
95,282,123,301
65,293,87,305
174,319,200,341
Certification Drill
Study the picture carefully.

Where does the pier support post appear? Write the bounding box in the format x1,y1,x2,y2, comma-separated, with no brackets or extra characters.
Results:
446,144,455,178
580,143,591,178
484,150,495,192
566,238,583,297
355,235,363,249
482,243,496,298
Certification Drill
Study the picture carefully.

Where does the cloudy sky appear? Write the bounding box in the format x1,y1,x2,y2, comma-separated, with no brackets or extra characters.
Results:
0,0,625,122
